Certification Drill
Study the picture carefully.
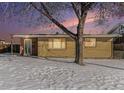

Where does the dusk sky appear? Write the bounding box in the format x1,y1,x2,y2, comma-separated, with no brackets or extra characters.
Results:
0,3,124,43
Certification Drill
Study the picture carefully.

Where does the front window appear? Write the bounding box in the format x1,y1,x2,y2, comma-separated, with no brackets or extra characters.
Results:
84,38,96,47
48,38,66,49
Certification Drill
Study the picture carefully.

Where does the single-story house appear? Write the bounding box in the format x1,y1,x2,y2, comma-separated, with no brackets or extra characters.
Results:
13,34,122,59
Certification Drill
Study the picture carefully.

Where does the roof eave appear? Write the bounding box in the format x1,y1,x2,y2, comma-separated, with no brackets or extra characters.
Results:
13,34,122,38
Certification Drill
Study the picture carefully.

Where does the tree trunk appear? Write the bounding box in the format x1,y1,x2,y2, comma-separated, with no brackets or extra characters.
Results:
74,25,84,65
74,13,87,65
75,37,84,65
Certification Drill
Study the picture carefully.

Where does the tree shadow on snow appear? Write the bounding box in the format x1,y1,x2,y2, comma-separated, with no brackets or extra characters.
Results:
44,57,75,63
86,62,124,71
31,56,124,70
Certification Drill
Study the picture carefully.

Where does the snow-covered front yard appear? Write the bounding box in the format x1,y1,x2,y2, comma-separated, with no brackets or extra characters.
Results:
0,54,124,90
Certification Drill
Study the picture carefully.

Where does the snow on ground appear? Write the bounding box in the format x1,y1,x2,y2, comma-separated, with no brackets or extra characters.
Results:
0,54,124,90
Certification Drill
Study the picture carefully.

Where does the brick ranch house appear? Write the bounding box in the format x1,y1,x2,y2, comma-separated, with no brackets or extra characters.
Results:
13,34,122,59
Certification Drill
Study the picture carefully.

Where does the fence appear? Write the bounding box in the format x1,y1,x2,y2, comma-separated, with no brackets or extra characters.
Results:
114,44,124,51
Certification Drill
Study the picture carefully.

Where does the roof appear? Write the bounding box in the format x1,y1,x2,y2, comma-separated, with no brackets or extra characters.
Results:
13,34,122,38
107,23,124,34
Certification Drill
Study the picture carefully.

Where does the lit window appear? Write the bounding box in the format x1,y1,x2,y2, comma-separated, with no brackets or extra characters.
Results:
48,38,66,49
84,38,96,47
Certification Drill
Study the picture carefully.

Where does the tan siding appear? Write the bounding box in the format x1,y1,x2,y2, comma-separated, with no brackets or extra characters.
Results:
84,37,112,58
84,42,112,58
38,37,113,58
38,37,75,57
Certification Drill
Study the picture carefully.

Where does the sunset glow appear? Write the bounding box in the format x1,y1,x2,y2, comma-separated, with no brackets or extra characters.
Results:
0,3,124,43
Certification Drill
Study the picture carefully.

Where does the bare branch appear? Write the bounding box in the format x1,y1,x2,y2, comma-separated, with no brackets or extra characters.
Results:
71,3,80,19
40,3,50,15
30,2,42,13
20,3,32,14
30,2,76,39
3,3,9,14
81,2,94,17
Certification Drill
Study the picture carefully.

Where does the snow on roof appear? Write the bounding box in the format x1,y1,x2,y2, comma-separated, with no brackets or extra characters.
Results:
13,34,122,38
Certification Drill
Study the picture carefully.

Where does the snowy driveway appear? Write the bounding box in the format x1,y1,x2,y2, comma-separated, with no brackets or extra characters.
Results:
0,54,124,90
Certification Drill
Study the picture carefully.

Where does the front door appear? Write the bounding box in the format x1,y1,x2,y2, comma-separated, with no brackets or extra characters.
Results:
24,39,32,56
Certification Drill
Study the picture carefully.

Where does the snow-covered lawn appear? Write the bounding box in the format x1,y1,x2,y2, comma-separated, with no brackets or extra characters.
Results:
0,54,124,90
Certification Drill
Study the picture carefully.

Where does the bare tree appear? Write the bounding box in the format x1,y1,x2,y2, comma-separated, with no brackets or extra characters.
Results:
0,2,124,65
29,2,94,65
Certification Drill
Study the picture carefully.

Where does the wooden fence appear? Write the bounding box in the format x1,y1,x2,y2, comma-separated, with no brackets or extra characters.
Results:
114,44,124,51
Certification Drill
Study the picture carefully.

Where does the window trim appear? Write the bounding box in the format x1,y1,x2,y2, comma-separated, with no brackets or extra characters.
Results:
48,38,66,50
84,38,96,48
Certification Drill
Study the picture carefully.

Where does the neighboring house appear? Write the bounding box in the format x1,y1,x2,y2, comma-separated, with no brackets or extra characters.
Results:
107,23,124,35
0,40,7,53
13,34,121,59
107,23,124,58
107,23,124,50
107,23,124,44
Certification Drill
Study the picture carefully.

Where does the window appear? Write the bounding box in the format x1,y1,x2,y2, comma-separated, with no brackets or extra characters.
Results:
84,38,96,47
48,38,66,49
